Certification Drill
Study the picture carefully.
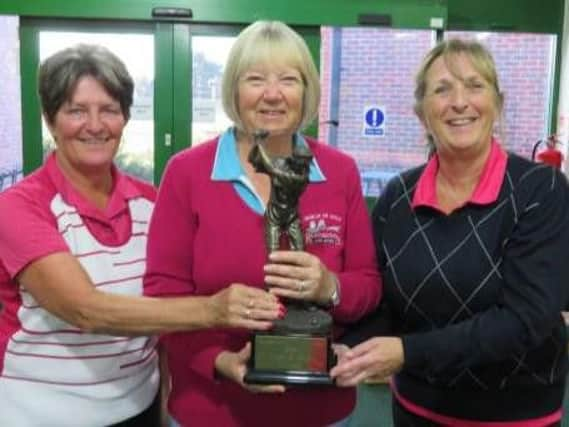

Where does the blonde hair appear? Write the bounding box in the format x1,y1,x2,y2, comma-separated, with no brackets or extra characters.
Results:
414,39,504,150
221,21,320,131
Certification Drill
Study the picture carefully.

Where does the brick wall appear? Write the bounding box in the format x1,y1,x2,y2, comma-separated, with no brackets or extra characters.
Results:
319,28,555,195
0,15,23,191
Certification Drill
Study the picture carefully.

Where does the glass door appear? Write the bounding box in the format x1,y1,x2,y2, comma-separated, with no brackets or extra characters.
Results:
0,15,23,191
20,21,322,183
191,35,236,146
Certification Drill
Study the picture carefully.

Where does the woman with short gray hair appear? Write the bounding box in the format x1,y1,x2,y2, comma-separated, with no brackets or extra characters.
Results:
39,43,134,124
0,43,281,427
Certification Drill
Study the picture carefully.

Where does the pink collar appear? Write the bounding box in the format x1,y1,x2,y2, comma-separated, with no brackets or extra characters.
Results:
46,152,142,221
412,139,507,212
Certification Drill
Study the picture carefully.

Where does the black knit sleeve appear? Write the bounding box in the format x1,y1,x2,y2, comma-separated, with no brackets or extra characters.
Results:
337,176,402,346
403,166,569,375
371,177,395,268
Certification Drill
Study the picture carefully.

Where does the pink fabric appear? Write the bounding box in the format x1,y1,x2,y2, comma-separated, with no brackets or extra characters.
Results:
392,384,562,427
0,152,156,375
412,139,508,211
45,153,154,248
0,153,155,278
144,136,381,427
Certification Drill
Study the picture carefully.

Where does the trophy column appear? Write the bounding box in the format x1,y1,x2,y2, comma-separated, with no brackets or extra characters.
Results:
244,130,336,386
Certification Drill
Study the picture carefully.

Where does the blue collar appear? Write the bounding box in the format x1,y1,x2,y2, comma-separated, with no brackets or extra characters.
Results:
211,127,326,182
210,127,325,214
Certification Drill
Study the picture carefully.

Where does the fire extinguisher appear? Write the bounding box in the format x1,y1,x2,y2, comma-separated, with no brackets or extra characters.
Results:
532,134,564,169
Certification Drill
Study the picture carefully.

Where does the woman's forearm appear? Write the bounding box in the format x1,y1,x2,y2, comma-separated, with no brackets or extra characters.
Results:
18,251,219,336
76,291,218,335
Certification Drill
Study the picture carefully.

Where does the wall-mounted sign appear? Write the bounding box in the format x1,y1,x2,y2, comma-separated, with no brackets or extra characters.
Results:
363,106,386,137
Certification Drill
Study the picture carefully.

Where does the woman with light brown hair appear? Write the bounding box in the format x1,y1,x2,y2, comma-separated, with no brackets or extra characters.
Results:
332,38,569,426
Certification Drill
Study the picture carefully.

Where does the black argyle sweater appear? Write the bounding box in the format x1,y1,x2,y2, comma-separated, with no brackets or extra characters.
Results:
372,153,569,421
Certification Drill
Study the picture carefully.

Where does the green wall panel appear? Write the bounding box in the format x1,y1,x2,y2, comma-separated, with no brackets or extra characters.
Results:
172,23,191,153
0,0,445,29
448,0,564,33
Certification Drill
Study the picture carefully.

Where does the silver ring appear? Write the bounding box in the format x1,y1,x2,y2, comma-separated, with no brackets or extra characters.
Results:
297,280,306,292
247,299,254,309
245,309,251,319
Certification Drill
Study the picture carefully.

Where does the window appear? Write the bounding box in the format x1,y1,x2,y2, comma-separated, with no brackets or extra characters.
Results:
191,36,235,145
319,27,435,197
0,16,23,191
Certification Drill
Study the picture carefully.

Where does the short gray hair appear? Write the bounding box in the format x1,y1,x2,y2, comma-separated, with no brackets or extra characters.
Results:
39,44,134,124
221,21,320,132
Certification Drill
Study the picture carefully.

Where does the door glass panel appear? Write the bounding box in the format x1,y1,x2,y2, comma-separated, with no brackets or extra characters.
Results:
445,31,557,159
39,31,154,183
0,16,23,191
191,36,235,146
319,27,436,197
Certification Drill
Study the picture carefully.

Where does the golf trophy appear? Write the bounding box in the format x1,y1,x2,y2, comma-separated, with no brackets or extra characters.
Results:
244,129,335,386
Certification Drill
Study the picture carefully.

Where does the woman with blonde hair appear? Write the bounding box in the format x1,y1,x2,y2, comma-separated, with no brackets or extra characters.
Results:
144,21,381,427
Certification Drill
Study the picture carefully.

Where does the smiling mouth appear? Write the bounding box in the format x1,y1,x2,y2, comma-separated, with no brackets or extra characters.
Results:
258,110,285,116
78,138,110,145
447,117,477,126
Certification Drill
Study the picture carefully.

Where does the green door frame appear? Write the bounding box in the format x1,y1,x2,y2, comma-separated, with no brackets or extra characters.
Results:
297,26,321,139
19,20,42,176
154,21,177,182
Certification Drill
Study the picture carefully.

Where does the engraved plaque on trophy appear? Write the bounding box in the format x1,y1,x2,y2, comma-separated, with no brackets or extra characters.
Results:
244,129,335,386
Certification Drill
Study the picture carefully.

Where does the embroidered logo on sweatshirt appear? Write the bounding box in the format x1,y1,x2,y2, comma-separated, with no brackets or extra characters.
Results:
303,213,343,246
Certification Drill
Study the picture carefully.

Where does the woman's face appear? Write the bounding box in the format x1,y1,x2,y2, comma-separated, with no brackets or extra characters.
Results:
237,63,304,144
48,75,126,174
420,53,499,156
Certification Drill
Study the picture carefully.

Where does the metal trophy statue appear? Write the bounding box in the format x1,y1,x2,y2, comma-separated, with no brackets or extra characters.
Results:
244,129,335,386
